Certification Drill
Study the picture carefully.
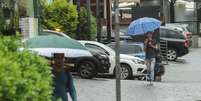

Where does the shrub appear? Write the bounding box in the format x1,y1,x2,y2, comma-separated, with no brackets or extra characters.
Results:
0,36,53,101
40,0,78,38
79,7,97,40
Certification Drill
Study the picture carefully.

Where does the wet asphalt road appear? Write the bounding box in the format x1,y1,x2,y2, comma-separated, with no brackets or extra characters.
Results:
74,48,201,101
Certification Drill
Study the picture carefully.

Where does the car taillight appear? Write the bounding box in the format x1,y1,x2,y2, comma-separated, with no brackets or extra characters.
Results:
184,40,188,47
185,32,192,36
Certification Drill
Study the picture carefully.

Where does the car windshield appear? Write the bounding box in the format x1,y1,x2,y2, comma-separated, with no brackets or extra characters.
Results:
108,44,143,54
85,42,114,55
87,47,107,55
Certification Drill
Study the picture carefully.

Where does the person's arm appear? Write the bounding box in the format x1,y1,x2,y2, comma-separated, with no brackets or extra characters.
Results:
144,39,149,51
148,41,157,49
67,72,77,101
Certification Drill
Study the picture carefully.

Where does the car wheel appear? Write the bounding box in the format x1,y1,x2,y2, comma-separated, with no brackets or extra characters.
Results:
113,64,132,79
167,48,178,61
78,61,97,79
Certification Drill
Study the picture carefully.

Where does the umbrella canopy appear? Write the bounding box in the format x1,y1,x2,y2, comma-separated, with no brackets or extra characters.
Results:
24,35,92,57
127,17,161,36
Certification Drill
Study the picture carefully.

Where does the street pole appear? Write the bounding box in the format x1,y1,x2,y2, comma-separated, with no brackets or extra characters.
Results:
96,0,101,42
86,0,91,40
114,0,121,101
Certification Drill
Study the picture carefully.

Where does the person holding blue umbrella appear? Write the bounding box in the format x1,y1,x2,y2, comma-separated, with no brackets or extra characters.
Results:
144,32,158,85
127,17,161,85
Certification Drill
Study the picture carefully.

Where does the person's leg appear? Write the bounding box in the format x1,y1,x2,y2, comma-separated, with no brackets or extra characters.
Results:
146,59,151,81
150,58,156,81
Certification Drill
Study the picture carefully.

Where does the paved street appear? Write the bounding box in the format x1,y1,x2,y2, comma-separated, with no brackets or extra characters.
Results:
74,48,201,101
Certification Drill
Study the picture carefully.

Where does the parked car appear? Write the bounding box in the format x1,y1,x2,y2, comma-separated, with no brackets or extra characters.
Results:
165,23,192,37
38,30,109,79
87,47,110,73
107,42,145,60
160,26,189,61
165,23,192,46
79,41,146,79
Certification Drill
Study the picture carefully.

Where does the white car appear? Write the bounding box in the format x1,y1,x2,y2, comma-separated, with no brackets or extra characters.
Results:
79,41,146,79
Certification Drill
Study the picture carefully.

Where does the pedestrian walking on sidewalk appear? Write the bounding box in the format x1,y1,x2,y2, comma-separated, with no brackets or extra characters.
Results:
144,32,158,85
51,53,77,101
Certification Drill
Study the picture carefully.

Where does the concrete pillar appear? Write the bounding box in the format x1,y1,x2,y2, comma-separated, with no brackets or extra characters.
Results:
163,0,170,23
192,35,199,48
198,37,201,48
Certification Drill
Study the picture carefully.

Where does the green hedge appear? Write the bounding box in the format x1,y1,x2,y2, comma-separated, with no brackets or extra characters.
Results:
0,36,53,101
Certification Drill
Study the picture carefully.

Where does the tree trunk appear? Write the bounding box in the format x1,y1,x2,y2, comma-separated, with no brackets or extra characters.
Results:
96,0,101,42
170,0,176,23
76,0,81,40
86,0,91,40
106,0,112,43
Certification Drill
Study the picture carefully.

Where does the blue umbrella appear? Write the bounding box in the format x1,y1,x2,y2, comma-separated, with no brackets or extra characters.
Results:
128,17,161,36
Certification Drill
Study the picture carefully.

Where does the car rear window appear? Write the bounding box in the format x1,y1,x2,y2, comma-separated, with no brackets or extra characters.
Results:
160,28,186,39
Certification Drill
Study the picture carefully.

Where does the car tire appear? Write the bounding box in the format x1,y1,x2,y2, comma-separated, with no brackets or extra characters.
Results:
167,48,178,61
114,64,132,79
78,61,97,79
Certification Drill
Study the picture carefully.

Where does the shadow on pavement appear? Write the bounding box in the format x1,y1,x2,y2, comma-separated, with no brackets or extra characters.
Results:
170,59,187,64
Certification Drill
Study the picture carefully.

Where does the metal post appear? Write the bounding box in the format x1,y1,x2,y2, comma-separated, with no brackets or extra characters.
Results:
86,0,91,39
96,0,101,42
114,0,121,101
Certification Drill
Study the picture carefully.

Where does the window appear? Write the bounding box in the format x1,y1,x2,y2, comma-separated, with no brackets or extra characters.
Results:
41,32,63,37
120,45,143,54
160,29,168,38
160,28,185,39
85,44,108,54
108,44,143,54
167,30,185,39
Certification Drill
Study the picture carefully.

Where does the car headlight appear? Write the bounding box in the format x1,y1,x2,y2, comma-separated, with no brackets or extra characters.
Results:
132,59,145,65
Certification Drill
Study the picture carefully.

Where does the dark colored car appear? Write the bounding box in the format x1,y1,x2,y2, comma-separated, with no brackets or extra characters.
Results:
160,27,189,61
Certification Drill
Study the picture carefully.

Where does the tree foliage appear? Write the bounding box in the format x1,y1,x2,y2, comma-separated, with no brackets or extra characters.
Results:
0,36,53,101
0,0,19,35
79,7,97,40
40,0,78,37
17,0,27,17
